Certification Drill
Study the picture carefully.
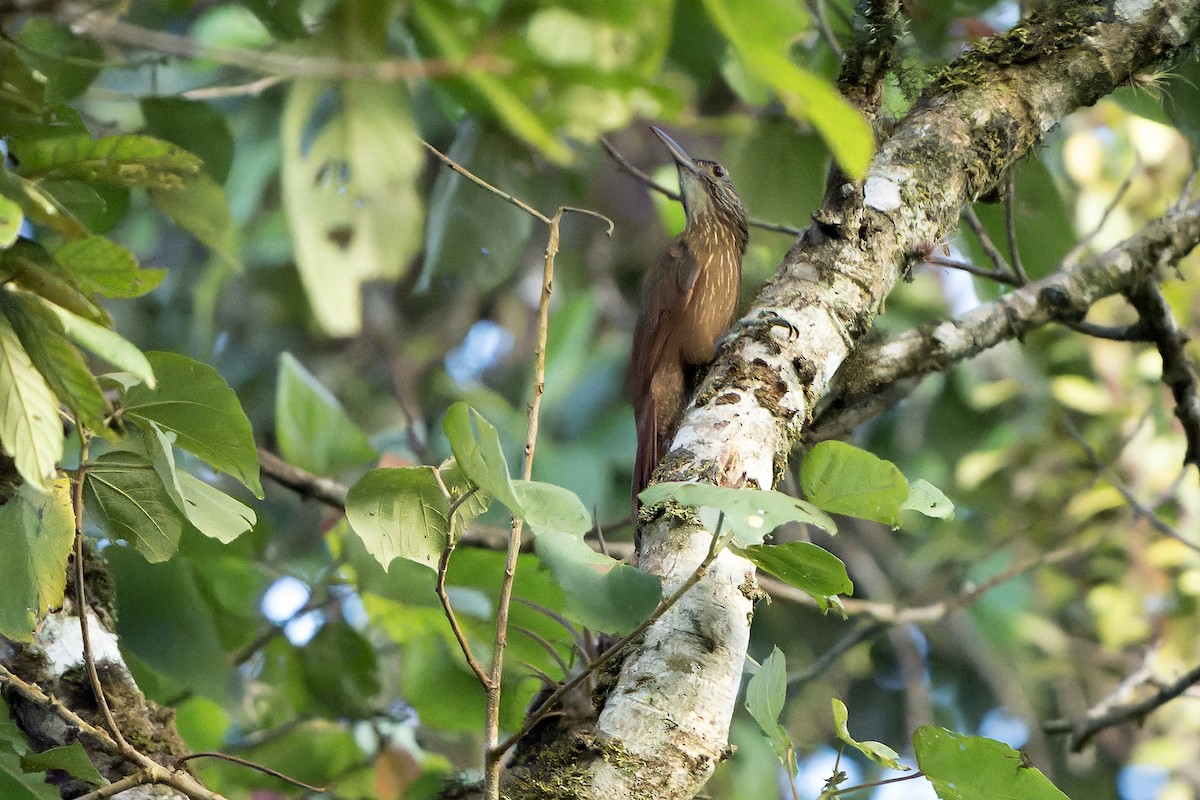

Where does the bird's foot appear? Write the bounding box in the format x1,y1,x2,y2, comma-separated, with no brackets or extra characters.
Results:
720,310,800,350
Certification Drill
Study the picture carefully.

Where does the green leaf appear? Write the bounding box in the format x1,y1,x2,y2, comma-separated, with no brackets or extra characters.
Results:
0,479,74,642
736,542,853,608
176,473,256,544
275,352,377,475
0,312,62,492
54,237,165,299
5,239,105,323
42,299,155,387
638,483,836,545
700,0,872,178
0,195,22,247
346,467,449,570
512,480,591,536
281,67,424,334
18,134,202,189
800,441,909,525
148,172,235,263
439,459,491,545
0,169,87,239
0,289,107,433
120,352,262,497
84,451,185,563
832,698,906,770
745,646,792,762
443,402,521,512
0,756,58,800
140,97,235,183
299,622,380,719
16,21,103,103
533,531,661,633
914,727,1070,800
903,479,955,520
19,743,107,786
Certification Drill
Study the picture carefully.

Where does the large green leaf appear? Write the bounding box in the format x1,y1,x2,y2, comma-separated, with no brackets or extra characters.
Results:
16,21,103,103
511,479,591,536
0,195,22,247
148,172,235,263
140,97,235,183
53,237,165,299
745,646,791,762
736,542,852,608
533,530,661,633
280,2,424,336
275,352,377,476
443,402,521,512
42,299,155,388
5,238,105,323
0,312,62,492
17,134,202,189
638,482,836,545
120,352,262,497
800,441,909,525
914,727,1070,800
19,743,106,787
0,479,74,642
439,459,491,544
700,0,872,178
0,290,107,434
0,757,58,800
345,467,450,571
84,451,185,563
832,698,906,770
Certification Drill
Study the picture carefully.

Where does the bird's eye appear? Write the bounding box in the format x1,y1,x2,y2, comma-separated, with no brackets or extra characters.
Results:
712,164,726,177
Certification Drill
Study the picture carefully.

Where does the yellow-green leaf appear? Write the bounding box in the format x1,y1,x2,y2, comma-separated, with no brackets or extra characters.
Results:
0,312,62,492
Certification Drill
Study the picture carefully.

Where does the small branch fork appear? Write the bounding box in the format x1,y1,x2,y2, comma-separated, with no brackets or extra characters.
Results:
419,138,612,800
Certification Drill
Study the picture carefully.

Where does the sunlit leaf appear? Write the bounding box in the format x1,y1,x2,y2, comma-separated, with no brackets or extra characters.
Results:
832,698,906,770
275,352,377,476
0,195,22,247
54,237,164,299
638,482,836,545
914,727,1070,800
512,479,591,535
19,743,106,786
346,467,449,570
736,542,852,609
42,299,155,388
443,402,521,512
800,441,909,525
533,531,661,633
745,647,791,762
84,451,185,563
700,0,871,178
17,134,202,189
120,352,261,497
0,313,62,492
903,479,955,520
439,458,491,545
0,289,107,432
0,480,74,642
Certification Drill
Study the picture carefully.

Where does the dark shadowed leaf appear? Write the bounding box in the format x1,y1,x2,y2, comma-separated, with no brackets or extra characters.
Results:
19,743,106,786
16,21,103,102
346,467,449,570
533,531,661,633
148,172,235,262
140,97,235,183
121,352,262,497
800,441,909,525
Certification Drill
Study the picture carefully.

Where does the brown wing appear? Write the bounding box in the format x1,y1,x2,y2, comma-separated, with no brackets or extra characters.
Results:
630,237,701,507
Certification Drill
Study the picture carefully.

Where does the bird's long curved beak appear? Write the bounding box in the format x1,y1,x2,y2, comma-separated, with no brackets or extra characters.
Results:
651,126,698,174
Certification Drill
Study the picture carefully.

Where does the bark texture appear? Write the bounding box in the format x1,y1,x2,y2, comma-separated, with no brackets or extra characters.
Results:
576,2,1200,798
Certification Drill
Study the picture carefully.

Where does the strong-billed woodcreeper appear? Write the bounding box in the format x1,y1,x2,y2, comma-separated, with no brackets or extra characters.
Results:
630,126,748,506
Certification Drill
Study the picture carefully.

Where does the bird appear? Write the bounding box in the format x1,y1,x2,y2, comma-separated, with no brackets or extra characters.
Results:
630,126,748,509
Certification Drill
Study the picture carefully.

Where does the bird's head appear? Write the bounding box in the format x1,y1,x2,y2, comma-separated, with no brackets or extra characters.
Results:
651,126,747,241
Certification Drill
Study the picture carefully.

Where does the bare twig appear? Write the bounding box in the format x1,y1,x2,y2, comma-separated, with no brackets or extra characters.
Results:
257,446,349,507
180,76,284,100
962,206,1018,281
804,0,844,58
1004,177,1030,285
436,546,492,686
421,139,551,224
924,253,1020,284
176,751,326,792
599,137,803,236
1064,159,1140,267
75,771,151,800
1043,662,1200,750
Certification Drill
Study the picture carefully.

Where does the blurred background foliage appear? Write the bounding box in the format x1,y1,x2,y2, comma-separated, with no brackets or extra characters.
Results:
2,0,1200,798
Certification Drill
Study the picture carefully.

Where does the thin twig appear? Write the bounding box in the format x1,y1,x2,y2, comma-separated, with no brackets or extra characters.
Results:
962,206,1017,280
75,771,150,800
600,137,803,236
1004,177,1030,285
804,0,844,58
925,253,1019,284
176,752,326,792
495,516,731,757
1064,158,1140,267
436,546,492,686
257,447,348,507
420,139,551,224
180,76,284,100
71,432,130,754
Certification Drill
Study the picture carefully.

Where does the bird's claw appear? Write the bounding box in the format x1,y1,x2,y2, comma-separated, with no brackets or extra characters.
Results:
719,310,800,350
